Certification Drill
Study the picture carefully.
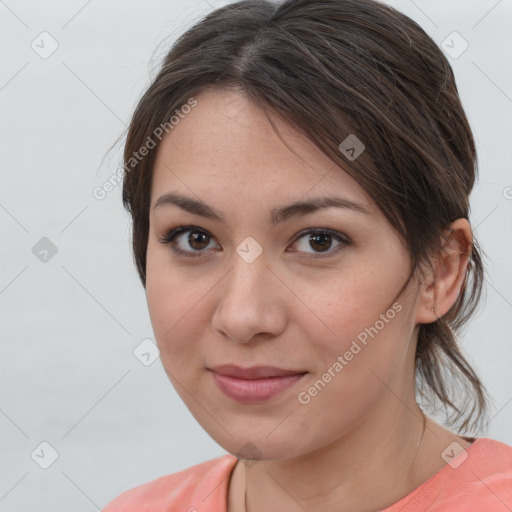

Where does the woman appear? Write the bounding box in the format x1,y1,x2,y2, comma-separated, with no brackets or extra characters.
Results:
103,0,512,510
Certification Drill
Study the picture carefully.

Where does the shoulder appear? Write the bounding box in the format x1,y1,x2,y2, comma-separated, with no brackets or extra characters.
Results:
102,454,238,512
470,436,512,463
384,438,512,511
436,437,512,508
465,437,512,488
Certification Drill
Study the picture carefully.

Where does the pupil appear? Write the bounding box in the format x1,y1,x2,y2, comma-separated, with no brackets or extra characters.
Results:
310,233,331,252
189,232,209,250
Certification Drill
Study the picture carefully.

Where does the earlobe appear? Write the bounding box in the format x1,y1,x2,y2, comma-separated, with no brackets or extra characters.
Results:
415,219,472,325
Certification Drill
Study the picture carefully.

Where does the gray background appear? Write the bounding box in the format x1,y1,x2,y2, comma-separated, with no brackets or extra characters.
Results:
1,0,511,510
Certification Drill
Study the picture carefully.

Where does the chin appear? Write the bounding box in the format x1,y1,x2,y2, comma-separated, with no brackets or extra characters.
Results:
207,426,310,462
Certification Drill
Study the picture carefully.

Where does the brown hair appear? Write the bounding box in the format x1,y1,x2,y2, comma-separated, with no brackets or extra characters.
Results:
119,0,489,434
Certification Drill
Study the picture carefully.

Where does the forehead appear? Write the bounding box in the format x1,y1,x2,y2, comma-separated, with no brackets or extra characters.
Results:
150,88,372,210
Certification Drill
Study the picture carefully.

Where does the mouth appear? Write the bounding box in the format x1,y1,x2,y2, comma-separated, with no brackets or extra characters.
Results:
208,364,308,403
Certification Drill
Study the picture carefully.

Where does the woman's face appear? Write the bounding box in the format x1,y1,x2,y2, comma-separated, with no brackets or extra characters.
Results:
146,88,424,460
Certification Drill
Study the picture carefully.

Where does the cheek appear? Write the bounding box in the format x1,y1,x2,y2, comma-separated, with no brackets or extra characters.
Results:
292,265,412,392
145,246,210,362
295,266,404,348
146,282,207,353
293,307,411,438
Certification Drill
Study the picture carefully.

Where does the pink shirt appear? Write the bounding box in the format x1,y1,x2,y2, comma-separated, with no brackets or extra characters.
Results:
103,438,512,511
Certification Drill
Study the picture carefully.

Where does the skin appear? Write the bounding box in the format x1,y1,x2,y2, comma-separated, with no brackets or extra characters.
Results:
146,88,473,511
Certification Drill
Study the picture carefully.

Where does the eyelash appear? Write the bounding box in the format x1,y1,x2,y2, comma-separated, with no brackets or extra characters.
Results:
157,224,351,259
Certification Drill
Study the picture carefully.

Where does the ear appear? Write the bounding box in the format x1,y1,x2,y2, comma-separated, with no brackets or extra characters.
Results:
415,218,472,324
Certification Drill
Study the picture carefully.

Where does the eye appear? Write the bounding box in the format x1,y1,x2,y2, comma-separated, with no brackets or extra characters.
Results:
157,225,220,258
158,225,351,259
288,229,350,259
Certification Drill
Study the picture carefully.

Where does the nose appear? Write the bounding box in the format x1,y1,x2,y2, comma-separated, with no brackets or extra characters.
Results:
211,253,287,344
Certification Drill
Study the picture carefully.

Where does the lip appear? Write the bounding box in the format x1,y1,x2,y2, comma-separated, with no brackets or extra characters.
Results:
210,364,306,379
208,365,307,403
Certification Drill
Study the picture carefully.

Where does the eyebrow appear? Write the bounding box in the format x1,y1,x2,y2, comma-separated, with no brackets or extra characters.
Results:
153,191,371,225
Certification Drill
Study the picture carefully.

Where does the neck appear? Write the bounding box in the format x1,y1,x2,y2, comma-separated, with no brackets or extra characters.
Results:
232,397,466,512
